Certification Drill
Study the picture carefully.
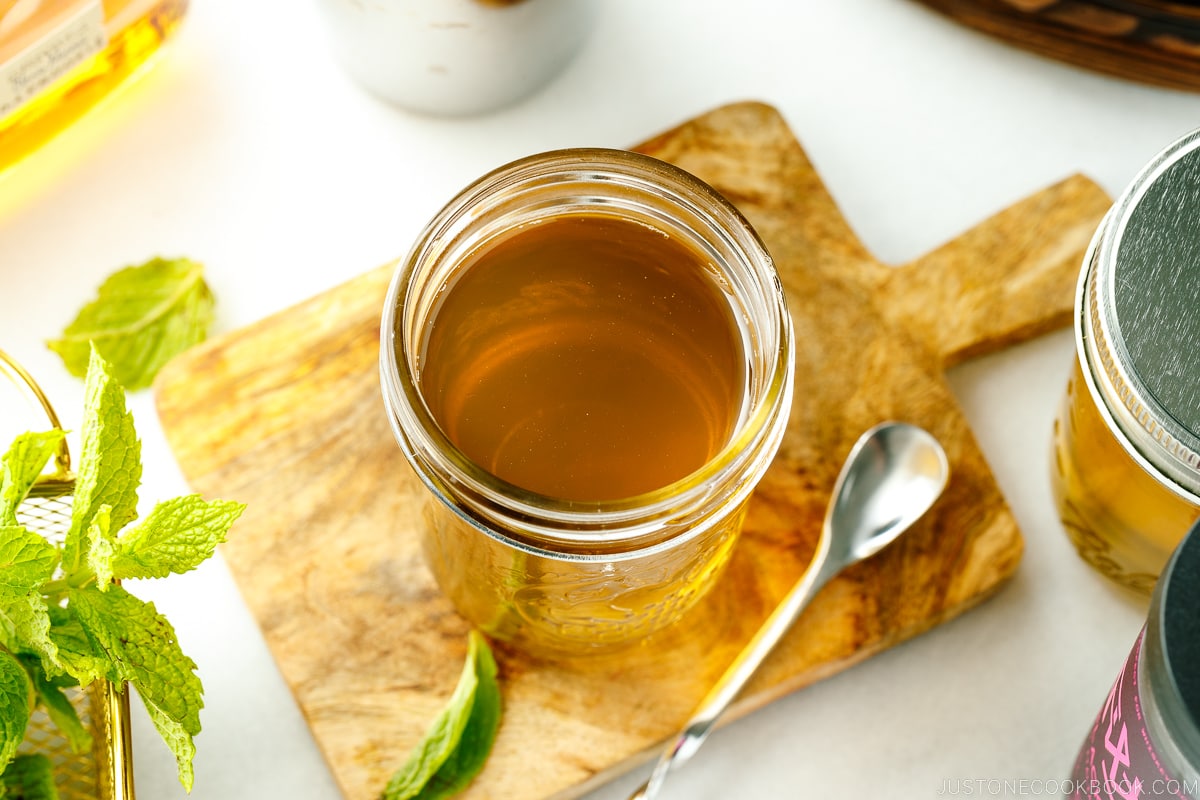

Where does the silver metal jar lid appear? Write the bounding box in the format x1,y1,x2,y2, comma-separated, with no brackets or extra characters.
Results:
1082,128,1200,500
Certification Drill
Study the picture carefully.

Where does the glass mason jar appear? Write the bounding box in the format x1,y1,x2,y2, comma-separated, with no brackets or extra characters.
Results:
1068,519,1200,799
380,149,795,656
0,0,188,175
1051,128,1200,595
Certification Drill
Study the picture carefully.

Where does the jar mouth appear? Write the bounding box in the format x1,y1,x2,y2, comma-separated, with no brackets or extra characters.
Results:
379,148,795,556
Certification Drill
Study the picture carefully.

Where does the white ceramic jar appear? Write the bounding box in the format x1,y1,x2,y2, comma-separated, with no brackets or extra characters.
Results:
316,0,594,116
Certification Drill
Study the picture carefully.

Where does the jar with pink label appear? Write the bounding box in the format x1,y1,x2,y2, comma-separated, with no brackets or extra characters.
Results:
1069,519,1200,799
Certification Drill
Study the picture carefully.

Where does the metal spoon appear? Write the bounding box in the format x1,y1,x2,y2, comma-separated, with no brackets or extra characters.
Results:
627,421,950,800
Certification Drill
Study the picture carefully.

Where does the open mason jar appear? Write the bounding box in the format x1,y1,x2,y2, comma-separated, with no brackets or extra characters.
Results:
380,149,795,656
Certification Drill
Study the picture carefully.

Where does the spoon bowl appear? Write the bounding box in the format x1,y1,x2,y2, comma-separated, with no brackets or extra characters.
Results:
825,422,950,565
628,421,949,800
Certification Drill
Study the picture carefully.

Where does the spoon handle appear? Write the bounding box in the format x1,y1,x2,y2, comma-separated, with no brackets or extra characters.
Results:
630,530,837,800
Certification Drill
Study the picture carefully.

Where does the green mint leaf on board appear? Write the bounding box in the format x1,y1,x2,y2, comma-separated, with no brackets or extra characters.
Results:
47,257,215,392
381,639,480,800
20,655,92,754
69,585,202,789
382,631,501,800
0,430,65,526
0,651,31,773
0,753,59,800
111,495,244,581
412,631,501,800
63,348,141,573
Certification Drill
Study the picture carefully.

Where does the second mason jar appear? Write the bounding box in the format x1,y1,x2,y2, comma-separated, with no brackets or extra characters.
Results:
380,149,795,656
1052,128,1200,594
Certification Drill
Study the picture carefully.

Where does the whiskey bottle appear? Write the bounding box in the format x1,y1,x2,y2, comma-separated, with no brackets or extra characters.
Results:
0,0,187,174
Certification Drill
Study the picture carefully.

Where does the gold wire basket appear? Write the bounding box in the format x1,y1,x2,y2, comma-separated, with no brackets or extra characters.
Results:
0,349,135,800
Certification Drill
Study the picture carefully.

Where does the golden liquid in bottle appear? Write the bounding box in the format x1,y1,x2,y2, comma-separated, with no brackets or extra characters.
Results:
1051,360,1200,594
418,214,746,503
0,0,187,175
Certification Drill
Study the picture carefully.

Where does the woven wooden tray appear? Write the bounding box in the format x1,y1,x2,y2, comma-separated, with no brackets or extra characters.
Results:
913,0,1200,91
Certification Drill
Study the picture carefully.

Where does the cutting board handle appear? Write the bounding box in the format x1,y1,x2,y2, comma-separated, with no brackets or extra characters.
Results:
885,173,1110,368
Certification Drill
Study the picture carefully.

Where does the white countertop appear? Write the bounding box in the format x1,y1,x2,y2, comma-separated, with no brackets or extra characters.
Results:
2,1,1198,798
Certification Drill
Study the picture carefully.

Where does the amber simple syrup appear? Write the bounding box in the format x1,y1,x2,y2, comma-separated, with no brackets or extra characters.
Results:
417,214,747,502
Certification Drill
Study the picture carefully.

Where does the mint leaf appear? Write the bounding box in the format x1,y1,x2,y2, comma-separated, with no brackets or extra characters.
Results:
0,651,31,773
382,632,501,800
0,753,59,800
414,631,501,800
0,593,55,669
382,650,478,800
45,606,106,686
63,348,141,573
0,527,57,602
68,585,202,788
0,527,57,664
20,655,91,754
0,431,66,526
68,586,202,731
112,495,243,581
85,506,115,591
47,257,215,391
142,696,197,793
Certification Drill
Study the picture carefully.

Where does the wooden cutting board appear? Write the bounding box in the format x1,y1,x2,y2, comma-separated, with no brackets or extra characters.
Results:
155,102,1110,800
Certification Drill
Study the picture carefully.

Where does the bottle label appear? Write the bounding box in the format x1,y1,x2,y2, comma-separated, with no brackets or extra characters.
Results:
0,0,107,121
1071,630,1195,800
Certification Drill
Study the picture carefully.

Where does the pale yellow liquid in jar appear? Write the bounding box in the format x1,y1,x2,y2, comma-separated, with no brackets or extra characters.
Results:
420,501,745,653
412,213,751,653
1051,360,1200,594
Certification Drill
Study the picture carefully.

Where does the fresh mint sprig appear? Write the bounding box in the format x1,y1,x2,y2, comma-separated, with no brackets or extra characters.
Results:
0,346,244,793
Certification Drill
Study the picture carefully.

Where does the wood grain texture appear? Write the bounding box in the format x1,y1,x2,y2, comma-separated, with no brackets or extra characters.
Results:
154,102,1112,800
911,0,1200,91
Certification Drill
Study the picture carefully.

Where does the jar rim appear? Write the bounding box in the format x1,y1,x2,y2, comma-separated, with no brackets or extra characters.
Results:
379,148,795,556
